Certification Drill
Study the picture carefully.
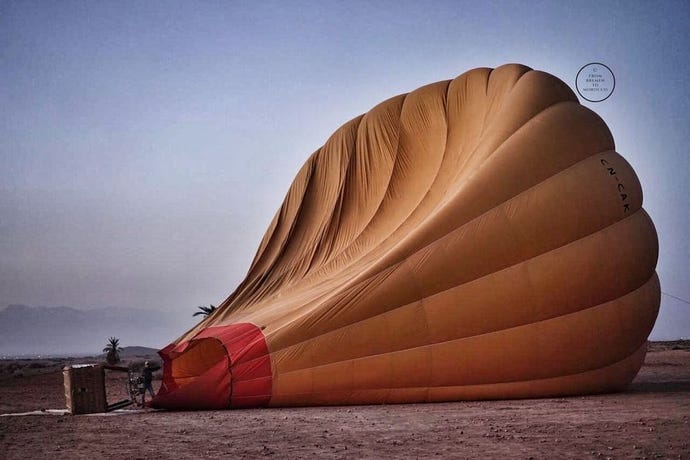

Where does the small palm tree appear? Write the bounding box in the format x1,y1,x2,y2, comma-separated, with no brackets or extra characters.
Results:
103,337,122,364
193,304,216,318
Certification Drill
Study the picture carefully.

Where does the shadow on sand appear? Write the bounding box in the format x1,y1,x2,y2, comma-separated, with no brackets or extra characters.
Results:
627,380,690,394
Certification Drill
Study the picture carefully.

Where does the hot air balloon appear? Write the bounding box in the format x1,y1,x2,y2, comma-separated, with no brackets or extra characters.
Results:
153,64,659,410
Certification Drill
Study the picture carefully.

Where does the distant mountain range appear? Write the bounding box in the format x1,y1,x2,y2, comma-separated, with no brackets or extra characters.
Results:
0,304,192,357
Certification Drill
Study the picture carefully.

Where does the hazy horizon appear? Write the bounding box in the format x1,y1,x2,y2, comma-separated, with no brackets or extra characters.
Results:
2,1,689,346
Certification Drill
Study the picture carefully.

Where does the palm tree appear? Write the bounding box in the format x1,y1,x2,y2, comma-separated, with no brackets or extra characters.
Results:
193,304,216,318
103,336,123,364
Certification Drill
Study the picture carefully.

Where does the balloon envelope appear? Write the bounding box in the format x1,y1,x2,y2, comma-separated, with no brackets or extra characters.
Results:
154,64,659,410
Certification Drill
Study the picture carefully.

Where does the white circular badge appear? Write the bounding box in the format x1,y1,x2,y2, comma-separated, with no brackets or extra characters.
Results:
576,63,615,102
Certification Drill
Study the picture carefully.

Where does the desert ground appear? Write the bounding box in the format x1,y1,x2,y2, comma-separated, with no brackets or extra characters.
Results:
0,342,688,459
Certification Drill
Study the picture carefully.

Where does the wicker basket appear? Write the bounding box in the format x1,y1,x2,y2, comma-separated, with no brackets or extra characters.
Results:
63,364,107,414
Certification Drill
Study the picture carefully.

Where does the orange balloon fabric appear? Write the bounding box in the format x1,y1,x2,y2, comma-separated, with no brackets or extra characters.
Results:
154,64,659,409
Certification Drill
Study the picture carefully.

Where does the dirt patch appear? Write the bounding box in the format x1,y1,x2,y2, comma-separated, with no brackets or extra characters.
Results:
1,343,689,459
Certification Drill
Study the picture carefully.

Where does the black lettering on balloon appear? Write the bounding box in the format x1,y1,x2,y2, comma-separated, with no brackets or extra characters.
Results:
600,158,631,215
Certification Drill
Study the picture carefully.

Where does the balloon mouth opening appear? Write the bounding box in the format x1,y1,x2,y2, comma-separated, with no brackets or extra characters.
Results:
152,323,273,409
163,338,227,388
152,337,232,410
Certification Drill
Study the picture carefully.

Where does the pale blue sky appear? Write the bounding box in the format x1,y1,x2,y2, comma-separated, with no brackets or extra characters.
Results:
1,0,688,347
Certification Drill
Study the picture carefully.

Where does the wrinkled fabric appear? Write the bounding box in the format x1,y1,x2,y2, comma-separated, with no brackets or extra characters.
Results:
156,64,659,409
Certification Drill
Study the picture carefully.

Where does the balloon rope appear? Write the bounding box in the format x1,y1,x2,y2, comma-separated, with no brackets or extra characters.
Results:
661,291,690,306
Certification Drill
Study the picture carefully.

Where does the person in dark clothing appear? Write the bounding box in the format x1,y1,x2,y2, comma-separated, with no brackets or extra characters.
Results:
141,361,156,407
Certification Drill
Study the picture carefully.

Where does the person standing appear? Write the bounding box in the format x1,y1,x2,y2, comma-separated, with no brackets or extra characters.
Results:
141,361,156,407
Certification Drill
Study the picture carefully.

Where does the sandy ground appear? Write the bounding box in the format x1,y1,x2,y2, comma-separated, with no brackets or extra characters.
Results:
0,342,688,459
